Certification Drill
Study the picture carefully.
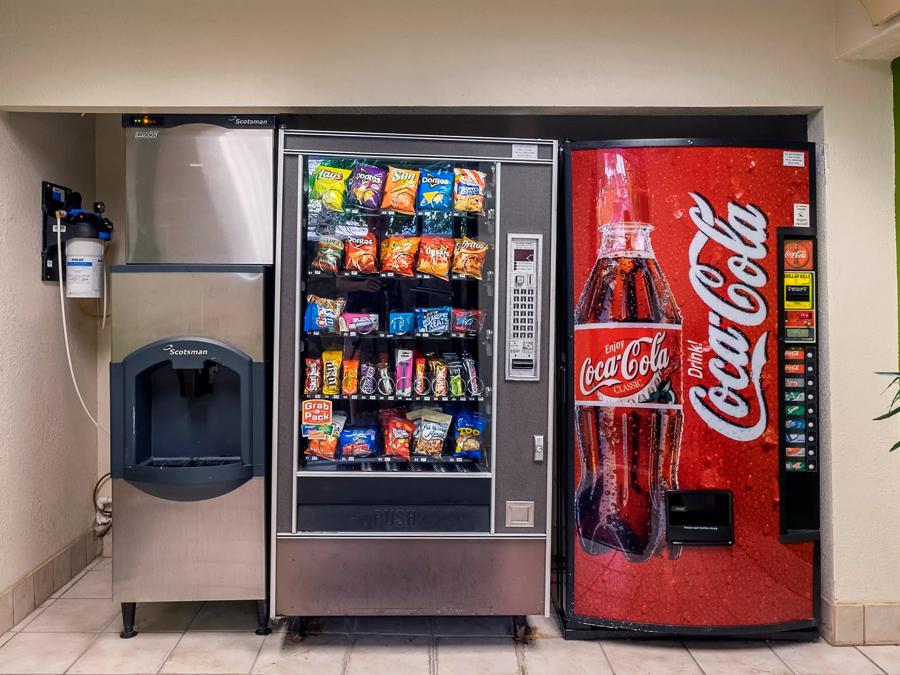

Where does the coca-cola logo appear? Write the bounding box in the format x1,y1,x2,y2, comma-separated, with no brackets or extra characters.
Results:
686,192,769,441
577,328,674,401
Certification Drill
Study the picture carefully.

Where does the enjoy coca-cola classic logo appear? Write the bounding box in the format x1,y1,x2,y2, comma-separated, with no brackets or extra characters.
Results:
576,326,679,403
686,193,769,441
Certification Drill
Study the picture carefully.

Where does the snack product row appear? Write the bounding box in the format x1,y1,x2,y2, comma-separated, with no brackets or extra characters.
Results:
305,348,484,399
311,232,489,280
304,295,485,337
309,160,489,215
303,405,488,463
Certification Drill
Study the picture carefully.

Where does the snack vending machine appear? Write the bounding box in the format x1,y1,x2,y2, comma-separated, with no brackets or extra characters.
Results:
272,131,557,622
558,141,820,638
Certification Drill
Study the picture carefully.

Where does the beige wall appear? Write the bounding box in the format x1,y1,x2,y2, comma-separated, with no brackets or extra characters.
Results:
0,113,98,591
0,0,897,614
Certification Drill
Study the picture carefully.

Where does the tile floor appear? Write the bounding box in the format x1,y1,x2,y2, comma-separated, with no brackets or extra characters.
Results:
0,556,897,674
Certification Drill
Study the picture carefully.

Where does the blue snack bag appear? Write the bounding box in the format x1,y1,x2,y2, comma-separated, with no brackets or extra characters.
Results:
415,306,451,335
389,311,415,335
417,169,453,211
453,412,487,460
339,426,378,458
303,294,346,333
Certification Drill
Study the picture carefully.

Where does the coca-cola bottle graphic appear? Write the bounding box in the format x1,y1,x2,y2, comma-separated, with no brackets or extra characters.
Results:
574,152,683,562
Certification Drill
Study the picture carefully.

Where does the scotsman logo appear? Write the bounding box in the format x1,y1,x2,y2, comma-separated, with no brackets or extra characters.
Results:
227,116,269,126
686,192,769,442
163,344,208,357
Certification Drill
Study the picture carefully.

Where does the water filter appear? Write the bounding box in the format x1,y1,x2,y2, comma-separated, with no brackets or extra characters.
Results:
65,237,104,298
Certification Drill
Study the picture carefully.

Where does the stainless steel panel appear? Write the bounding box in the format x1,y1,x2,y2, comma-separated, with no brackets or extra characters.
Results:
275,537,545,616
112,478,265,603
111,270,265,361
125,124,274,264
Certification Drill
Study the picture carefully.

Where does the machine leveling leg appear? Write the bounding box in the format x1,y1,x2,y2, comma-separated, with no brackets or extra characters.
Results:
120,602,137,639
255,600,271,636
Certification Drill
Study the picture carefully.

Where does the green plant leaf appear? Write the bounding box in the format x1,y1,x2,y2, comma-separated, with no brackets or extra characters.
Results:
890,439,900,452
874,406,900,421
876,372,900,376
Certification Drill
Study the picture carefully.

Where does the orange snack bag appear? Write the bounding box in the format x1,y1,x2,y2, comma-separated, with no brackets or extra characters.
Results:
451,237,490,280
416,236,454,280
344,231,378,274
380,236,420,277
384,416,416,459
381,166,420,214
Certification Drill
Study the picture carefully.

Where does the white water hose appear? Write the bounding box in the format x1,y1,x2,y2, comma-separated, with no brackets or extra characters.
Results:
57,212,109,437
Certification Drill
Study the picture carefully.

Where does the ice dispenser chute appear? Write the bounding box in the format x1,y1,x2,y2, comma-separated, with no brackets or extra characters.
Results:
110,337,265,502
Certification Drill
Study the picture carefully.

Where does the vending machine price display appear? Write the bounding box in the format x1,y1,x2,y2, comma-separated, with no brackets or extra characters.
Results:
297,156,497,474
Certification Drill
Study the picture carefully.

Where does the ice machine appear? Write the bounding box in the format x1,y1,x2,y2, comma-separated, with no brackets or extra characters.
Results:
110,115,275,637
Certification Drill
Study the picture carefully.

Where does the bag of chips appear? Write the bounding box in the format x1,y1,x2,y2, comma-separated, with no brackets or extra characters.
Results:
453,412,487,460
343,231,378,274
384,416,416,459
417,168,453,211
415,306,451,335
310,164,353,212
341,359,359,395
380,236,420,277
339,426,378,458
416,236,454,280
451,308,484,336
381,166,420,214
304,294,347,333
451,238,489,280
408,409,452,456
347,164,387,210
306,413,346,460
311,236,344,274
389,311,415,335
321,350,342,396
304,357,322,395
453,168,487,213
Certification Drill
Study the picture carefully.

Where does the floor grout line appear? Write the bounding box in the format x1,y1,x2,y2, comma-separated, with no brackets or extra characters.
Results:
156,626,188,674
854,643,889,674
765,640,799,675
247,628,267,675
680,639,708,674
596,639,616,675
62,628,109,674
341,635,354,675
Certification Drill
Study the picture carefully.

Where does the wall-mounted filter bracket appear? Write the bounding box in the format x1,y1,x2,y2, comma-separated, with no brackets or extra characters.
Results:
41,181,113,282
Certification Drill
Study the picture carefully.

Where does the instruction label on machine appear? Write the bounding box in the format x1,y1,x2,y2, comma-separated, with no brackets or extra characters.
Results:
783,272,814,310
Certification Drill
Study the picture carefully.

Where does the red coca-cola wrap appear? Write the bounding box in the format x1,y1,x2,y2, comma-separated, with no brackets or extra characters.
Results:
568,145,814,629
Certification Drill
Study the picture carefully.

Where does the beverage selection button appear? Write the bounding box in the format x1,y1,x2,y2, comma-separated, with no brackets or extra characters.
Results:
785,363,804,374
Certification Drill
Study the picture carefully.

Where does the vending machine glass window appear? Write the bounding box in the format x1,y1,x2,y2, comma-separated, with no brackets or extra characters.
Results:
296,155,498,530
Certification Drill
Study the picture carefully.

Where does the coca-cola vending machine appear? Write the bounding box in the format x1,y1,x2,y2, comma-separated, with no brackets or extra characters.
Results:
558,140,820,638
